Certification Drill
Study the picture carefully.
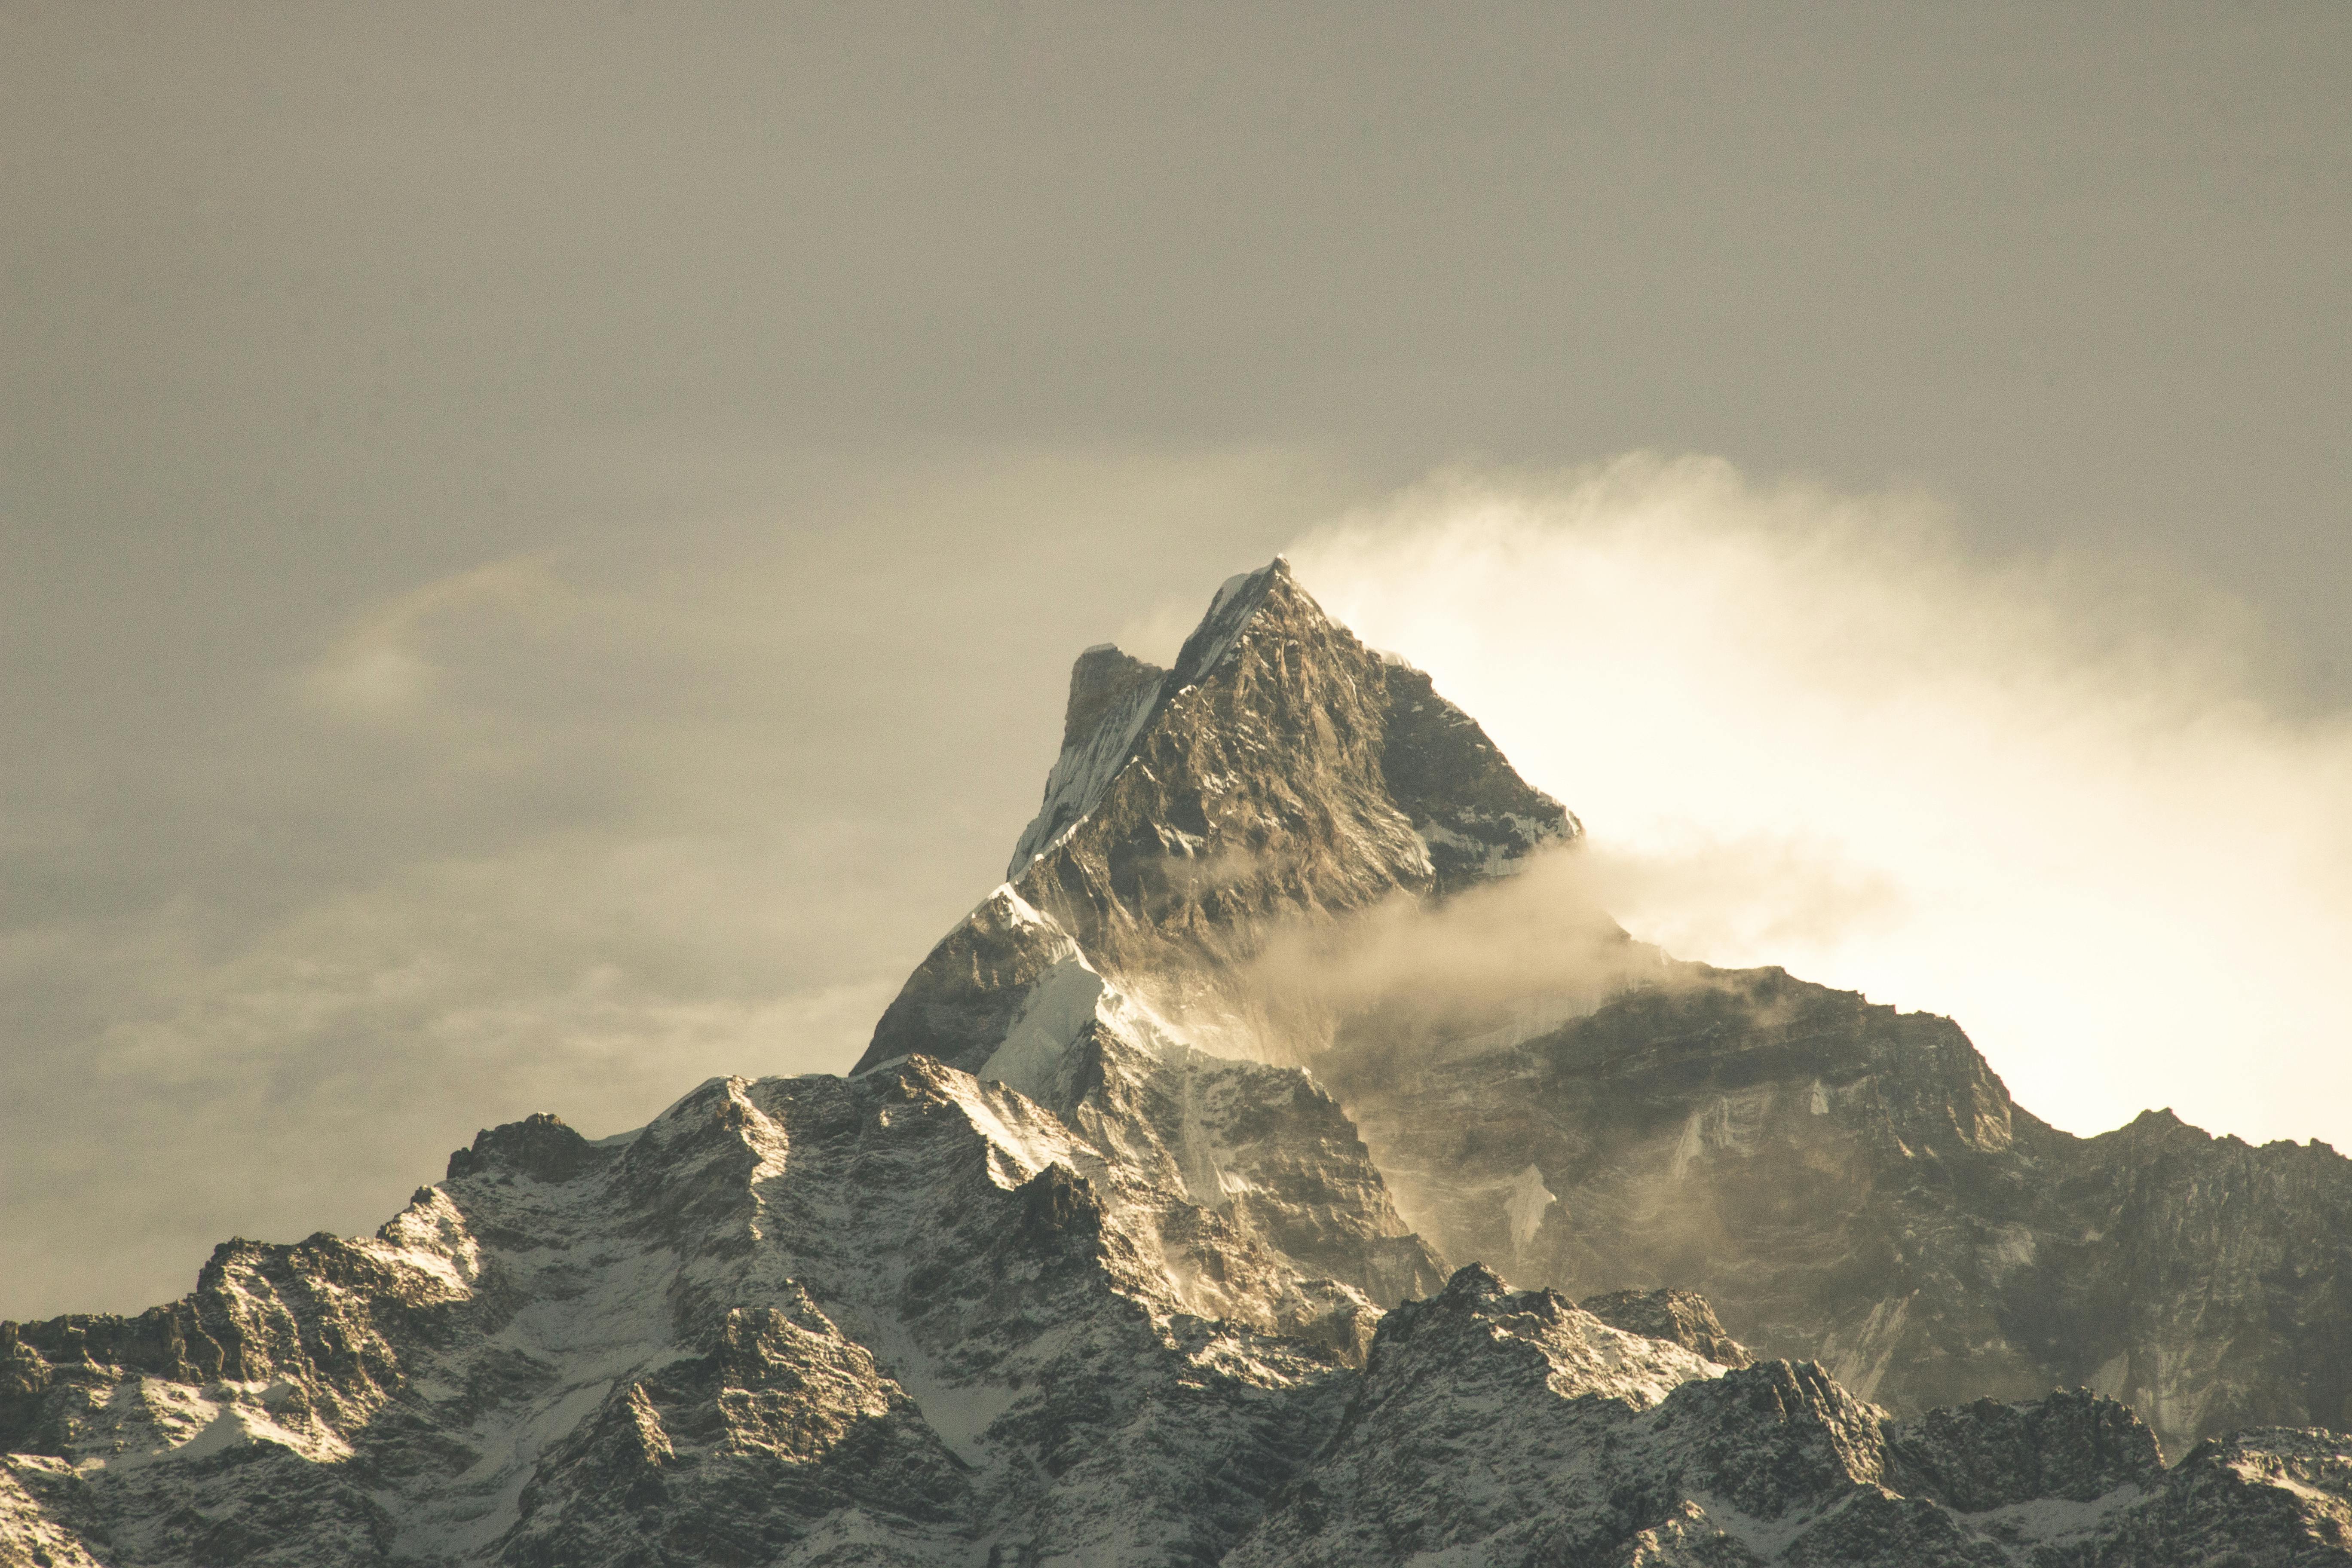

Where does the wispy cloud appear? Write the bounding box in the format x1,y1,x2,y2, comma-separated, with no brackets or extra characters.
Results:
1283,455,2352,1149
301,555,587,722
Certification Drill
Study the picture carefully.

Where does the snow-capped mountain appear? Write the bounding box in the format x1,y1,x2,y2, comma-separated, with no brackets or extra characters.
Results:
7,560,2350,1566
856,560,1584,1080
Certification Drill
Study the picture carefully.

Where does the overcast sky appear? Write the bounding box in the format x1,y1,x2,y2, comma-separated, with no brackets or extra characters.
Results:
4,2,2347,1319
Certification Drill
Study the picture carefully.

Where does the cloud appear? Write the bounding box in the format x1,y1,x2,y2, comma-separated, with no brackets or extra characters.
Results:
302,555,583,720
1231,846,1656,1063
1280,455,2352,1150
0,826,902,1319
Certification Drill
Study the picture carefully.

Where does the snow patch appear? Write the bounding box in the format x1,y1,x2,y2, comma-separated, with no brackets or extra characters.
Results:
1669,1089,1772,1178
1178,561,1285,689
1986,1222,2037,1274
937,1074,1093,1192
82,1379,353,1471
1960,1482,2149,1545
979,957,1109,1102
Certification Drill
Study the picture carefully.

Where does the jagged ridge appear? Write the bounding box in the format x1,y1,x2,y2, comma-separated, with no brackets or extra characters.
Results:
1326,961,2352,1456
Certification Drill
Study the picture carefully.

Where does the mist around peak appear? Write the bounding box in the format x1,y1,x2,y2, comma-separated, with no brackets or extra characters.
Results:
1267,457,2352,1152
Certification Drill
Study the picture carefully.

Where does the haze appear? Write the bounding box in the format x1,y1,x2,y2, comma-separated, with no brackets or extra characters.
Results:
3,3,2346,1319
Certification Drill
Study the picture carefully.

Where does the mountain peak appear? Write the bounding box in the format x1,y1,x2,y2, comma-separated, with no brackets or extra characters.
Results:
1166,555,1302,687
1008,558,1318,880
866,559,1576,1076
1009,554,1570,891
1060,643,1162,755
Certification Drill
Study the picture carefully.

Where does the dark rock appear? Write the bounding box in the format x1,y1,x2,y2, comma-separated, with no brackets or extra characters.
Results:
1583,1287,1755,1368
447,1112,596,1183
1884,1387,2165,1511
1061,643,1164,756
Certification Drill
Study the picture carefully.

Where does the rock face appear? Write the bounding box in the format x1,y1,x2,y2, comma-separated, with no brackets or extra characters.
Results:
1323,962,2352,1457
1579,1287,1754,1369
7,559,2352,1566
1233,1267,2194,1567
1238,1268,2351,1566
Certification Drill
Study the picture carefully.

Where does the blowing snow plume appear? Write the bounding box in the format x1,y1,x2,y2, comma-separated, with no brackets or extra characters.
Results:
1262,456,2352,1152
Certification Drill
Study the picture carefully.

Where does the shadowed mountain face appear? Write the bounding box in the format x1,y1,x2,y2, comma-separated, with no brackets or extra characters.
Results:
7,560,2352,1567
1325,963,2352,1457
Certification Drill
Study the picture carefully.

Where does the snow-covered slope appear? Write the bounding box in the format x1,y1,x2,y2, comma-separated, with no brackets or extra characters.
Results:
4,1065,1377,1567
15,1083,2346,1567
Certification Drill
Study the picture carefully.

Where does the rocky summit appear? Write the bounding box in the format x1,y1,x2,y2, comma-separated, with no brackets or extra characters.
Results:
7,559,2351,1566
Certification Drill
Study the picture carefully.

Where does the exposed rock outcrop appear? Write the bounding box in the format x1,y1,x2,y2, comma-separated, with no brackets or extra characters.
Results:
1237,1266,2342,1567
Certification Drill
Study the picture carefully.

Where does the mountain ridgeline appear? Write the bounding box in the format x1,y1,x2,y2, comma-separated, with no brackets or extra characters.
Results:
6,559,2351,1567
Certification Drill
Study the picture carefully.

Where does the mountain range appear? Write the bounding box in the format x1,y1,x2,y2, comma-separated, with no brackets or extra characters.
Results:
6,559,2349,1566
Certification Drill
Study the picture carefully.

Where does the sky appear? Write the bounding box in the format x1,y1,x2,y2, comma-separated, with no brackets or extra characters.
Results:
3,2,2347,1318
